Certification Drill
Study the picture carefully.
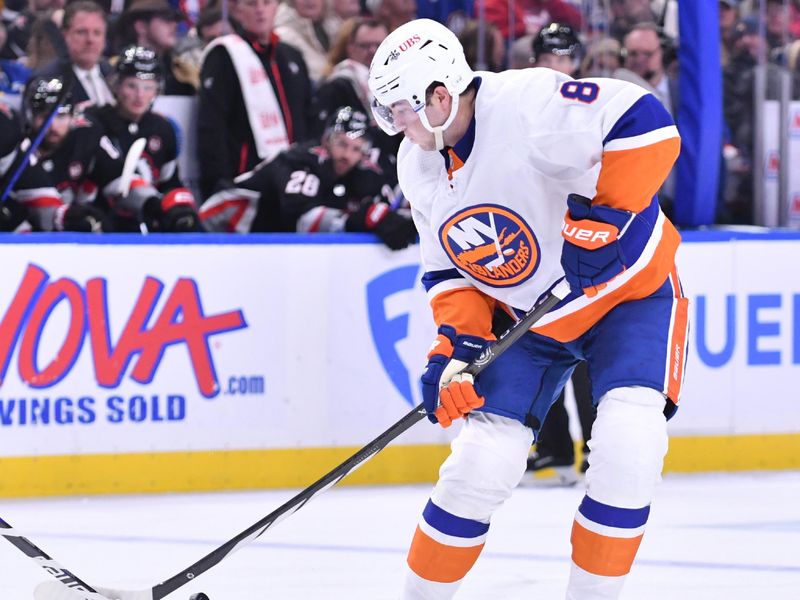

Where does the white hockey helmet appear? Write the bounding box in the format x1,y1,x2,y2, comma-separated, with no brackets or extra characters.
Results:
368,19,474,149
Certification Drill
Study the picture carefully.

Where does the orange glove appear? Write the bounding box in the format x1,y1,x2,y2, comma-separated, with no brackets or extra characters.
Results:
421,325,488,428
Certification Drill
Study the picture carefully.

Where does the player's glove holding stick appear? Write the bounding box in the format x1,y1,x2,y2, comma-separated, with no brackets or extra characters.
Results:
560,193,650,297
421,325,491,428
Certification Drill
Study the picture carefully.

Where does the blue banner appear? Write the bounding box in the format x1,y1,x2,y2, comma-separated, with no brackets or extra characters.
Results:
674,2,723,226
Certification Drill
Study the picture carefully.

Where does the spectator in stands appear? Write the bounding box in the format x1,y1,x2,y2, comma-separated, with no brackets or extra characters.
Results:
195,6,225,44
458,18,505,72
608,0,657,42
23,15,65,70
2,0,26,34
197,0,313,198
318,14,360,75
274,0,340,84
1,0,63,60
765,0,797,51
33,1,114,108
721,16,800,223
200,106,416,249
579,37,622,77
365,0,415,33
619,22,678,116
720,0,741,68
1,21,31,101
786,37,800,73
312,17,386,131
116,0,195,94
483,0,582,41
87,45,201,232
331,0,361,21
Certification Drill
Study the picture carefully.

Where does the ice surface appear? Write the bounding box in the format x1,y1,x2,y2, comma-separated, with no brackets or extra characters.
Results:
1,471,799,599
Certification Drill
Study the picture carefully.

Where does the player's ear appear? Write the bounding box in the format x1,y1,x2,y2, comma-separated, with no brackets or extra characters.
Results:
430,85,451,111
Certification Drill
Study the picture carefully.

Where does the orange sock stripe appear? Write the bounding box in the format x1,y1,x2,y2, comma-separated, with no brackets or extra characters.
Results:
571,520,643,577
407,525,485,584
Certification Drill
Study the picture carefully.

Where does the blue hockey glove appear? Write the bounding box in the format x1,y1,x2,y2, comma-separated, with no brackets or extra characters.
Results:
560,194,649,297
420,325,488,428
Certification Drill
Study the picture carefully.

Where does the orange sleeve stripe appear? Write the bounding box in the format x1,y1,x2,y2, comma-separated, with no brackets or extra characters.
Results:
594,137,681,213
431,288,496,340
407,526,485,584
571,520,643,577
534,220,680,343
665,268,689,403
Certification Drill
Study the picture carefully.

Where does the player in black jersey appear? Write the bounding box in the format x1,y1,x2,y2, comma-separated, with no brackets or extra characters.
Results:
1,76,113,231
200,106,416,250
87,45,200,232
0,102,38,231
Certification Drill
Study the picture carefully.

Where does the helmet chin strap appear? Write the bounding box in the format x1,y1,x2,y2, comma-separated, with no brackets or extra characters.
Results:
433,127,445,151
422,92,461,151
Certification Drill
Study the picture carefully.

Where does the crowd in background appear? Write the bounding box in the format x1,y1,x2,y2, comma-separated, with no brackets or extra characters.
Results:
1,0,799,235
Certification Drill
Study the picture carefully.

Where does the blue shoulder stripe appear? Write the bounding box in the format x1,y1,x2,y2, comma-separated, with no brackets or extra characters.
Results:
422,500,490,538
603,94,675,146
578,495,650,529
421,268,463,292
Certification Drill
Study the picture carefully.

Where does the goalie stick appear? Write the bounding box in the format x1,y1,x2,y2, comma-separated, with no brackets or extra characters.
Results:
32,279,571,600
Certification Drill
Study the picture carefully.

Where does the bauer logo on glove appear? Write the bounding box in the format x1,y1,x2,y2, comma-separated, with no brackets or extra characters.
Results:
420,325,490,428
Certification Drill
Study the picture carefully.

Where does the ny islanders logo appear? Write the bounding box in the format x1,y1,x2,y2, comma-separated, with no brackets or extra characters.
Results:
440,205,540,287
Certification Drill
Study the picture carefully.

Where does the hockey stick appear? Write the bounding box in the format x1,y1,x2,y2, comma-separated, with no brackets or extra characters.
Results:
34,279,571,600
0,518,112,600
117,137,148,234
0,76,74,205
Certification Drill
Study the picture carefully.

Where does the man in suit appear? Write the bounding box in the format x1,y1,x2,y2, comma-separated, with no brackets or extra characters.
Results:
33,0,114,107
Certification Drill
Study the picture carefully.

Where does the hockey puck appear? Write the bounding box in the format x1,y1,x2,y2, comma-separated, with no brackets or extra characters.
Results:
189,594,210,600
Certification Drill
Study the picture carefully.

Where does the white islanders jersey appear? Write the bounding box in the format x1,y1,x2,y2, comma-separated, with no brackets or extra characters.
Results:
398,68,681,342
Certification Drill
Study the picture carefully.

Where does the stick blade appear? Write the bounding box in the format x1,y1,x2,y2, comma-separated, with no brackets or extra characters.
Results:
34,581,153,600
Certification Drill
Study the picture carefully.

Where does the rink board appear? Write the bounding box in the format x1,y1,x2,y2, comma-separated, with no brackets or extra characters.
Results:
0,231,797,497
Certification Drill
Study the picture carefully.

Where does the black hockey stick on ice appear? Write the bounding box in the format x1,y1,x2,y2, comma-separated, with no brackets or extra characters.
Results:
34,279,571,600
0,517,113,600
0,75,74,204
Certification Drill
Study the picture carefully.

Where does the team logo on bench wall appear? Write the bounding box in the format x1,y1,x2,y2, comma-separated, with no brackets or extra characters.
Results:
439,204,540,287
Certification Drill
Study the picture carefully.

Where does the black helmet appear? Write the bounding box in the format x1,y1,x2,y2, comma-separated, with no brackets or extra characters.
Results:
324,106,371,141
532,23,582,61
24,76,71,124
116,45,163,81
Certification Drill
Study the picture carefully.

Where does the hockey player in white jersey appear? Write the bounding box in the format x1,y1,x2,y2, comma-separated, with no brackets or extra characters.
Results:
368,19,689,599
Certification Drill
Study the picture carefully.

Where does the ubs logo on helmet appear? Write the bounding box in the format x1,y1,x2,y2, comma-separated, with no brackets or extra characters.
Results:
397,34,421,53
440,205,540,287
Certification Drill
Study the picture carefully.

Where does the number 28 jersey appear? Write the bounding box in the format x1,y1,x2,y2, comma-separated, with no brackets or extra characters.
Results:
398,68,682,343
